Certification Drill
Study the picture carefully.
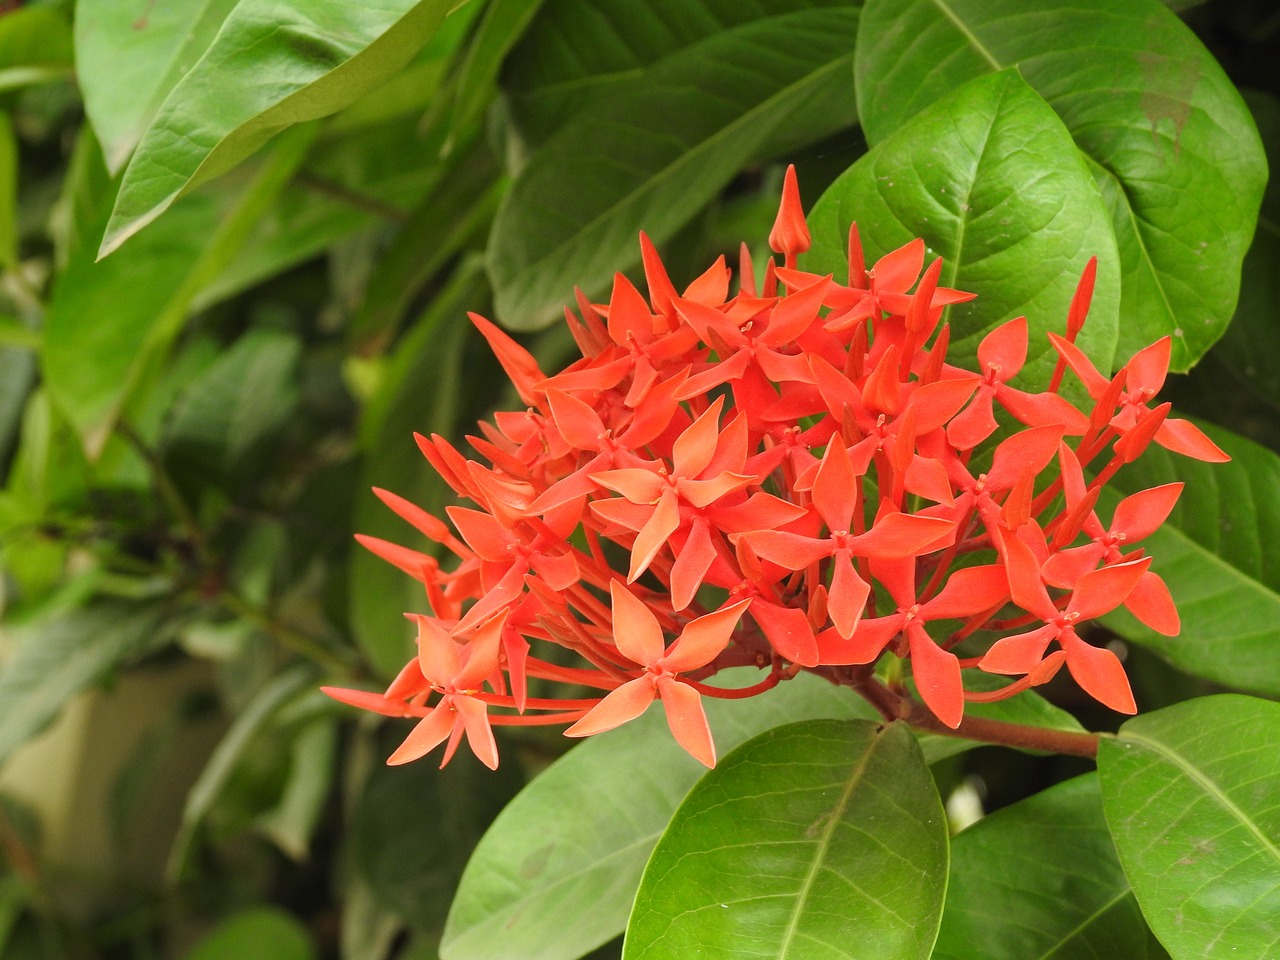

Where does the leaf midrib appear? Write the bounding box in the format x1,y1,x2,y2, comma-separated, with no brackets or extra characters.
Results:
1123,730,1280,866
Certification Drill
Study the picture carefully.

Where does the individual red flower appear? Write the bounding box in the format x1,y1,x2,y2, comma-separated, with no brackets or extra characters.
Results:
565,582,751,767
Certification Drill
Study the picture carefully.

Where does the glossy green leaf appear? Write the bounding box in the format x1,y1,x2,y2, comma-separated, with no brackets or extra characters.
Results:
44,125,314,457
0,600,173,766
854,0,1266,370
1098,695,1280,959
624,719,948,960
488,5,859,330
502,0,849,149
440,672,876,960
75,0,240,174
1100,421,1280,696
805,69,1119,388
935,774,1167,960
101,0,461,256
183,907,316,960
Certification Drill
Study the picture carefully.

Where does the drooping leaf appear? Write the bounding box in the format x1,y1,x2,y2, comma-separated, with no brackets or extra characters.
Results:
1098,695,1280,959
501,0,850,149
0,600,175,766
853,0,1267,370
804,69,1120,389
74,0,240,174
935,774,1168,960
349,259,486,676
351,738,523,937
623,719,948,960
440,671,876,960
488,4,859,330
101,0,463,256
161,327,302,491
43,125,314,457
167,664,316,880
349,143,505,354
445,0,547,149
1100,421,1280,696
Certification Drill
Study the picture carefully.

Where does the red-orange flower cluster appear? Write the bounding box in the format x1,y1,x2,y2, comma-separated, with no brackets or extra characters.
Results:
325,167,1227,769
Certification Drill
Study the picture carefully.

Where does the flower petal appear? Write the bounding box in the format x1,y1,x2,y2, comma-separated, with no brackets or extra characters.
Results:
564,677,656,737
656,676,716,767
609,580,666,666
662,598,751,673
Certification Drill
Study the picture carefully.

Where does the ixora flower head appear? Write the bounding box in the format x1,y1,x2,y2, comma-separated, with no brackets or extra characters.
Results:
325,167,1228,770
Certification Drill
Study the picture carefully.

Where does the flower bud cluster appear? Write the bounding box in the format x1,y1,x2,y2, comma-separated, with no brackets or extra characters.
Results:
325,167,1226,769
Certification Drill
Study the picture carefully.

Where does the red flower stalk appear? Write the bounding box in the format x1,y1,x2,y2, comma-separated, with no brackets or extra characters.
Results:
327,170,1227,768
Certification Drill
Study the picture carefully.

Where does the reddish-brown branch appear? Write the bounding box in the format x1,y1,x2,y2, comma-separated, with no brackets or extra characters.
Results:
847,671,1099,759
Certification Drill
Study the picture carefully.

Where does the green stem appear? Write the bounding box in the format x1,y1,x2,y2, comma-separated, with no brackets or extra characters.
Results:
217,589,358,678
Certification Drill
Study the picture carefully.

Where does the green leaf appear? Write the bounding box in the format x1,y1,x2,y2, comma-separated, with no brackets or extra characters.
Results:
0,112,16,270
254,714,337,861
0,600,173,766
445,0,546,149
624,719,948,960
0,8,72,71
853,0,1267,370
101,0,462,256
348,259,486,677
182,907,316,960
167,664,316,881
161,327,302,489
488,4,859,330
1201,90,1280,416
1100,421,1280,696
74,0,240,174
804,69,1119,388
502,0,850,149
440,671,877,960
1098,695,1280,959
350,144,504,353
352,742,523,936
43,125,314,457
935,774,1167,960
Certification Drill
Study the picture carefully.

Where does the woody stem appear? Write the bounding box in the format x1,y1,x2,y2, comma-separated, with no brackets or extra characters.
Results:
848,672,1100,759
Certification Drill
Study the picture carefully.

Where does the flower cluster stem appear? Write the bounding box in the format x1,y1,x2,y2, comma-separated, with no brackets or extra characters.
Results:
850,672,1100,759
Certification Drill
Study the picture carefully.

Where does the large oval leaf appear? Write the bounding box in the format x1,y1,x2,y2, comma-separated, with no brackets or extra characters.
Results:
439,672,876,960
487,4,859,330
804,69,1120,387
75,0,239,174
853,0,1266,370
101,0,461,256
1098,695,1280,959
935,774,1167,960
1100,420,1280,696
500,0,850,149
624,719,948,960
